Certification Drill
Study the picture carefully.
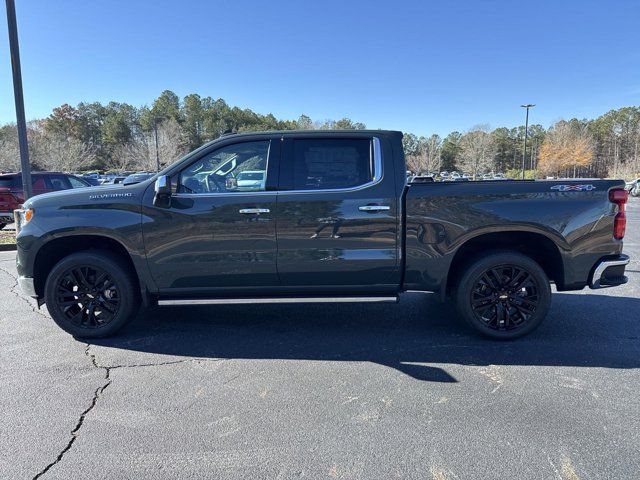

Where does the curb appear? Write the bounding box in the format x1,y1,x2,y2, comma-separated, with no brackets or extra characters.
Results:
0,244,17,252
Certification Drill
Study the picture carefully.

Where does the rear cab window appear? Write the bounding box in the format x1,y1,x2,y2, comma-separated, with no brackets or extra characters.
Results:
282,137,375,191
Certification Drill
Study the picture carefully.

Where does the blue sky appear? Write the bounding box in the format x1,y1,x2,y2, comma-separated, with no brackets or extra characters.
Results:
1,0,639,136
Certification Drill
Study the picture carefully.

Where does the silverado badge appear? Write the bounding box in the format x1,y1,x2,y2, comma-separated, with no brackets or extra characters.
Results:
550,184,596,192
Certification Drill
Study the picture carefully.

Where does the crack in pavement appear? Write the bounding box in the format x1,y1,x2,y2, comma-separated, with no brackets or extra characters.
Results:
32,344,227,479
0,264,48,319
32,345,111,480
0,256,229,478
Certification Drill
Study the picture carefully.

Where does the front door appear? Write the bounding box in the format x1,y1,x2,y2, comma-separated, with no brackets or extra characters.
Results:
275,135,400,291
142,138,279,294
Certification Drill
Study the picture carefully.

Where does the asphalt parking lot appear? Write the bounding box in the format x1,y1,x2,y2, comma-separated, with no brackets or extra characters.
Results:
1,198,638,480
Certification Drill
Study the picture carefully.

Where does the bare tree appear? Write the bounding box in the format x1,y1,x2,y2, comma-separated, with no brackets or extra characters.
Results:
458,125,495,178
0,124,20,172
107,143,140,172
34,133,97,172
112,118,186,172
419,134,442,173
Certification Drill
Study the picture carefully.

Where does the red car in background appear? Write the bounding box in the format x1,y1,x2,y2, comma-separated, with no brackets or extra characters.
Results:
0,172,92,229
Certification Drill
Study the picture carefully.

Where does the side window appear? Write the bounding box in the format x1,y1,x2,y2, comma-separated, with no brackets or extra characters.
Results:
32,175,47,190
178,141,269,194
68,176,89,188
292,138,373,190
48,175,72,190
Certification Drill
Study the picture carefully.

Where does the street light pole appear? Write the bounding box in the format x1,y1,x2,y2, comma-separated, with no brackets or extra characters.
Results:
520,104,535,180
5,0,32,199
153,119,160,172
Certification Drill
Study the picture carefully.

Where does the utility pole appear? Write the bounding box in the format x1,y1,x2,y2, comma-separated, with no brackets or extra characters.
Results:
5,0,32,199
520,104,535,180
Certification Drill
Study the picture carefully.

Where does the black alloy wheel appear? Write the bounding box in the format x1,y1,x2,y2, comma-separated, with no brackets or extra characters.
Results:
455,251,551,339
55,265,120,328
470,265,540,331
44,250,138,338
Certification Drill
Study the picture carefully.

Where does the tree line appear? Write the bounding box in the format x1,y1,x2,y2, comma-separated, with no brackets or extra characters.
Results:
404,107,640,179
0,89,638,179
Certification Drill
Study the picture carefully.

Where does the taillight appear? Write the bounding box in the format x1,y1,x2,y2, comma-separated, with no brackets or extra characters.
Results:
609,188,628,240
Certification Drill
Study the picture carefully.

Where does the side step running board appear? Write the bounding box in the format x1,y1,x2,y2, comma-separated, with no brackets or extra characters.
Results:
158,296,398,306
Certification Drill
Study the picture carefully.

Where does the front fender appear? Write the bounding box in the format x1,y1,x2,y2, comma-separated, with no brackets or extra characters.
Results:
16,202,156,295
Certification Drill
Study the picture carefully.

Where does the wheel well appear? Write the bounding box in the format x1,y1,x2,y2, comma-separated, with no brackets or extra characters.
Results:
445,231,564,296
33,235,139,298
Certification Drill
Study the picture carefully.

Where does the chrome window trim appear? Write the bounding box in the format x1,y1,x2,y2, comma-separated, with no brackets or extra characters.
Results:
281,136,383,195
173,190,276,198
171,136,383,198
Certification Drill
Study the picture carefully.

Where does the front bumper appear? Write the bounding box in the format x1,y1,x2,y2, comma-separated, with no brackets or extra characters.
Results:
589,254,630,289
18,275,37,298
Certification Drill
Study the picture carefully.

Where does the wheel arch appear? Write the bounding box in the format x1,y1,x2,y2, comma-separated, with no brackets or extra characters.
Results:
444,230,565,298
33,234,143,300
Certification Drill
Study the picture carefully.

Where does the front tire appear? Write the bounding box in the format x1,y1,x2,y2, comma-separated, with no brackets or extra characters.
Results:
455,251,551,339
44,250,138,338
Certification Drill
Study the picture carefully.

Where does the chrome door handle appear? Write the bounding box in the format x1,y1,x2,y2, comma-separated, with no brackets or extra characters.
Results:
239,208,270,214
359,205,390,212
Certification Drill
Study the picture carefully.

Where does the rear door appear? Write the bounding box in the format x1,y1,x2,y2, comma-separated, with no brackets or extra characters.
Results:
276,134,400,291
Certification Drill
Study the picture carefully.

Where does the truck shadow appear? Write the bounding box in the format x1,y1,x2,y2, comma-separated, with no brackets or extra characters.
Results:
89,293,640,383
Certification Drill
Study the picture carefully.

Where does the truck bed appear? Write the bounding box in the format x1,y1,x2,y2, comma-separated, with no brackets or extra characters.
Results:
403,179,625,294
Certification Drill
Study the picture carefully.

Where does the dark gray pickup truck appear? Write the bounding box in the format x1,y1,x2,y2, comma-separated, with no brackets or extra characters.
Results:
16,130,630,339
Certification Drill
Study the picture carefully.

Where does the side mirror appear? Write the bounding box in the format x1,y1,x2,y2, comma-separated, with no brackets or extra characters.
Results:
153,175,172,208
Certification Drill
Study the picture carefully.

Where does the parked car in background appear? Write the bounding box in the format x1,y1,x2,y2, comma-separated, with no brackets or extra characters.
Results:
235,170,266,191
122,173,154,185
101,176,127,185
626,178,639,193
82,172,100,180
82,177,101,186
0,172,91,228
632,181,640,197
409,175,435,183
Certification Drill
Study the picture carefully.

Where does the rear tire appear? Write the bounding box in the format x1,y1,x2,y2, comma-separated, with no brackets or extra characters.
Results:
44,250,138,338
455,250,551,340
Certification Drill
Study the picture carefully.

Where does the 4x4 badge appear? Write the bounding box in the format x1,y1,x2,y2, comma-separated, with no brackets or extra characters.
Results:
551,184,596,192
